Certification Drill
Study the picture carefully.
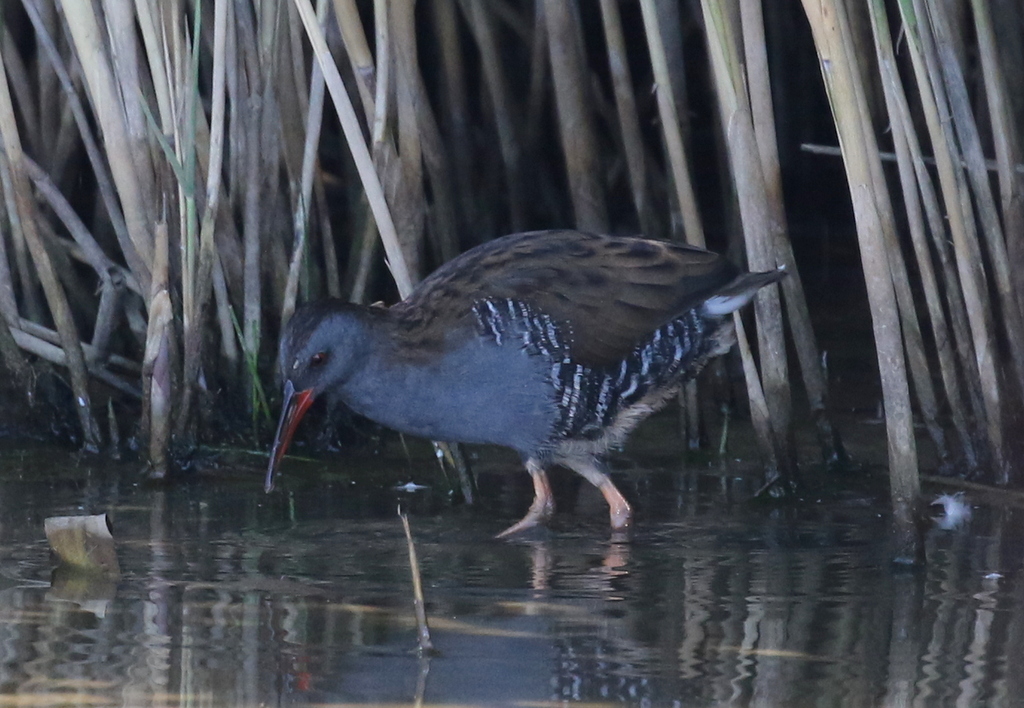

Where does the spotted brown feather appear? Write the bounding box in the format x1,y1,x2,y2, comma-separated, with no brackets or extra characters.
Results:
389,230,735,366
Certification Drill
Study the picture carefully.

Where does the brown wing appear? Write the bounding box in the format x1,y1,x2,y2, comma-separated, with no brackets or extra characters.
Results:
390,230,738,366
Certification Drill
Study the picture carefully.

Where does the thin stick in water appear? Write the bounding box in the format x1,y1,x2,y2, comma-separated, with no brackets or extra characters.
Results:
399,508,434,655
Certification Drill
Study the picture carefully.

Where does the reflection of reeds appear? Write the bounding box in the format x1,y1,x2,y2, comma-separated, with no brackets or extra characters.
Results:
11,470,1023,704
3,2,1023,551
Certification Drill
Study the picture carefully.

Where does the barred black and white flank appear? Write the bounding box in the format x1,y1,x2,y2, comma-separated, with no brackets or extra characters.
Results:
473,294,732,459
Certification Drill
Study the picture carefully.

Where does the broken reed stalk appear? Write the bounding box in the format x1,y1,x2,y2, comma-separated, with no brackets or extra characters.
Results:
399,509,434,655
0,48,102,450
143,223,173,479
16,318,140,375
543,0,608,232
701,0,793,478
801,0,921,563
44,513,120,576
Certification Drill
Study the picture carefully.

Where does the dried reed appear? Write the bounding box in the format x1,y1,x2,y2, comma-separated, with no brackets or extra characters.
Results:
2,2,1019,560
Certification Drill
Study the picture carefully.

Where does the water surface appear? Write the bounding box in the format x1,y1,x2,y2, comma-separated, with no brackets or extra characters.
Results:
0,439,1019,707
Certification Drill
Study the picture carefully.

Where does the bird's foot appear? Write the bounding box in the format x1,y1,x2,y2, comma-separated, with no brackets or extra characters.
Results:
495,496,555,539
604,483,633,533
497,459,556,539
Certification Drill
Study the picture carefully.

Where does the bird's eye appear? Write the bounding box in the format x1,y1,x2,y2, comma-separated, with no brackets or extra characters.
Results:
310,351,327,366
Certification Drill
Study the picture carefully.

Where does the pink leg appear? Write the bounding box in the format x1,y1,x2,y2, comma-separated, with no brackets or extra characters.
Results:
496,459,555,538
562,457,632,531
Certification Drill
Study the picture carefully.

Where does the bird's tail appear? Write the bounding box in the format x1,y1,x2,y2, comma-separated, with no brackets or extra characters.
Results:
702,266,787,316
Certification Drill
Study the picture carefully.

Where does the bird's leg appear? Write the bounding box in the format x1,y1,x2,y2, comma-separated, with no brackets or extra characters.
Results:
495,458,555,538
562,457,632,531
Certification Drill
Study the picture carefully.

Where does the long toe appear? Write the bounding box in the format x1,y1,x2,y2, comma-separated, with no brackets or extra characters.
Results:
496,459,556,538
495,497,555,539
495,516,545,539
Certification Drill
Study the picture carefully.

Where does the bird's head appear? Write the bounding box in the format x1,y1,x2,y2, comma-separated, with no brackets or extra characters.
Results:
264,301,375,492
